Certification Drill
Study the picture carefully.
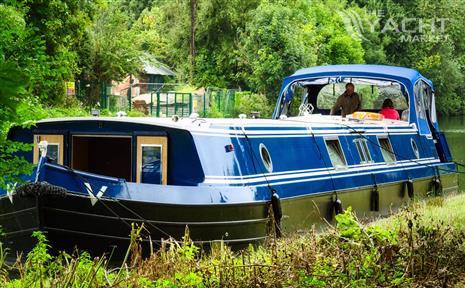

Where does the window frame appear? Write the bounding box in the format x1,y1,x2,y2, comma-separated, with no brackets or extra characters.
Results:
259,143,273,173
136,136,168,185
140,144,164,184
411,138,420,159
33,134,64,165
378,136,396,164
353,137,373,164
324,137,347,169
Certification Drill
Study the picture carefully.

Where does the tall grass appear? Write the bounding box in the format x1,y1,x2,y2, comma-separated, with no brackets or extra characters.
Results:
2,194,465,287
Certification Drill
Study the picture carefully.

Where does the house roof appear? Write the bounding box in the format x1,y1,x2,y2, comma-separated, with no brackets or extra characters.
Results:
143,63,176,76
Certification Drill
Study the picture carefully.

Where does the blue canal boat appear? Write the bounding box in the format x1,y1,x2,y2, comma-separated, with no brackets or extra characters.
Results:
0,64,458,257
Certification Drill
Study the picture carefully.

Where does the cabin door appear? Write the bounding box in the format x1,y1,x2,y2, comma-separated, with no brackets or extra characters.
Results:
136,136,168,185
33,134,64,165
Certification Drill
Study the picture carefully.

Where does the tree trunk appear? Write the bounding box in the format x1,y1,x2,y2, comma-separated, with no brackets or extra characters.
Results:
189,0,197,83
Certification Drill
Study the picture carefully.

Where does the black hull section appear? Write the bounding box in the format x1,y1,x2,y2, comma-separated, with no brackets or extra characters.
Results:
0,173,458,259
0,193,269,259
0,196,40,259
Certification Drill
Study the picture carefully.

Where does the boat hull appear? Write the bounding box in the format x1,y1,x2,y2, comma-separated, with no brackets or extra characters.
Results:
0,173,457,259
281,173,458,232
0,192,269,259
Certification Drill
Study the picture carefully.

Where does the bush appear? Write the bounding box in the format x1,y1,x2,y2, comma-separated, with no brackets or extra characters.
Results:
3,196,465,287
234,91,274,118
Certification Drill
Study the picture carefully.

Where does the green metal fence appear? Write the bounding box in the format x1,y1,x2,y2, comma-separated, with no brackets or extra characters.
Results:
149,91,193,117
199,87,236,117
146,87,235,118
75,80,236,118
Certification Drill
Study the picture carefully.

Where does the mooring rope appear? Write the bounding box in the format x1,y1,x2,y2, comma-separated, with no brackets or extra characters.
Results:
34,162,173,240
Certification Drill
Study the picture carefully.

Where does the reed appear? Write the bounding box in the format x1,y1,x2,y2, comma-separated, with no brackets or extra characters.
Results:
2,194,465,287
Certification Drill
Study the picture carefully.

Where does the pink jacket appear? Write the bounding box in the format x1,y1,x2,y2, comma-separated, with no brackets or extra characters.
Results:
379,108,400,120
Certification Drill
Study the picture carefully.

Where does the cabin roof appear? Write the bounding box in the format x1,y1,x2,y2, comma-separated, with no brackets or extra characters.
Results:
36,116,413,132
289,64,431,87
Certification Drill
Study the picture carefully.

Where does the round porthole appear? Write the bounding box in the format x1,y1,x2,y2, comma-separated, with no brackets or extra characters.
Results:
411,138,420,159
259,143,273,173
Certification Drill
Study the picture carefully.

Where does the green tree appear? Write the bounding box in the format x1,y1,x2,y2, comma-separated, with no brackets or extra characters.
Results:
76,3,142,104
240,0,366,100
0,5,34,187
380,0,465,114
7,0,100,105
239,0,317,100
131,0,261,87
0,60,33,188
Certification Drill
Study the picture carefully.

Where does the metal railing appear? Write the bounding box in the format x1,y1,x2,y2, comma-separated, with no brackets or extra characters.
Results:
149,91,193,117
75,79,236,118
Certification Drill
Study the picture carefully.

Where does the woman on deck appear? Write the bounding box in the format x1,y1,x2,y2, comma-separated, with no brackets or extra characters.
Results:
379,98,400,120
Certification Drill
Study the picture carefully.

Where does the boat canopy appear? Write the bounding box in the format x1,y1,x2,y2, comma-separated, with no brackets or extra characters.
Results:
273,64,438,135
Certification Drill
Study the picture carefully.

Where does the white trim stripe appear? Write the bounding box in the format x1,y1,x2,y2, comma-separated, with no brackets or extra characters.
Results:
191,131,417,138
203,158,440,185
205,158,435,179
255,161,445,187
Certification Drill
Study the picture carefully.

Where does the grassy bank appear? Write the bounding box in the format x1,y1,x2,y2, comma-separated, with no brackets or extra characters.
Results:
2,194,465,287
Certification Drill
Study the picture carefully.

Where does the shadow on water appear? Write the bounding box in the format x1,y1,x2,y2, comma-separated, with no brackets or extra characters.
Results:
439,115,465,190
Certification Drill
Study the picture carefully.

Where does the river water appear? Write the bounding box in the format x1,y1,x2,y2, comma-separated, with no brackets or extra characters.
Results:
439,116,465,189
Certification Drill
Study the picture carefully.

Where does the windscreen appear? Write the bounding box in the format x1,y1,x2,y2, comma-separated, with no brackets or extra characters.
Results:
278,77,410,118
317,83,408,111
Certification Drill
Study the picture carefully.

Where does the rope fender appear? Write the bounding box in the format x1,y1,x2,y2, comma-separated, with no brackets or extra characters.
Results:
15,182,68,198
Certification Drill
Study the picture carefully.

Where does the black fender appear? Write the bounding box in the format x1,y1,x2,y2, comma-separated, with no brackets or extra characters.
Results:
430,178,442,196
403,180,414,199
270,190,282,237
370,186,379,212
333,198,344,215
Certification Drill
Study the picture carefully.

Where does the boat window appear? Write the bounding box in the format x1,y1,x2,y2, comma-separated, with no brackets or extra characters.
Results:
353,138,373,164
317,82,408,111
411,138,420,159
415,79,436,122
378,137,396,163
33,134,64,165
414,81,428,121
325,139,347,168
285,84,307,117
46,145,59,164
259,143,273,173
137,136,168,184
141,145,163,184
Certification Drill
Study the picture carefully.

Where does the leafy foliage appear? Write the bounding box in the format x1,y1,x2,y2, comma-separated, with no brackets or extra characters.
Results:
234,92,273,118
0,0,465,193
3,195,465,286
76,2,142,104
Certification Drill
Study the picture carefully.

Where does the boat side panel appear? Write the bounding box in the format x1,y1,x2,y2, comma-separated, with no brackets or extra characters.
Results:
280,172,458,232
8,121,205,186
39,194,269,255
192,135,258,178
0,196,39,256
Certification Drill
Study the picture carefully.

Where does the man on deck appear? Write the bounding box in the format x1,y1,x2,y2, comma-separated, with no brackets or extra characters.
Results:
330,82,361,117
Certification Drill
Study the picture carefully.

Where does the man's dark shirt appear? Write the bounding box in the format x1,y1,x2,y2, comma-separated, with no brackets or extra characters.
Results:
330,92,361,117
